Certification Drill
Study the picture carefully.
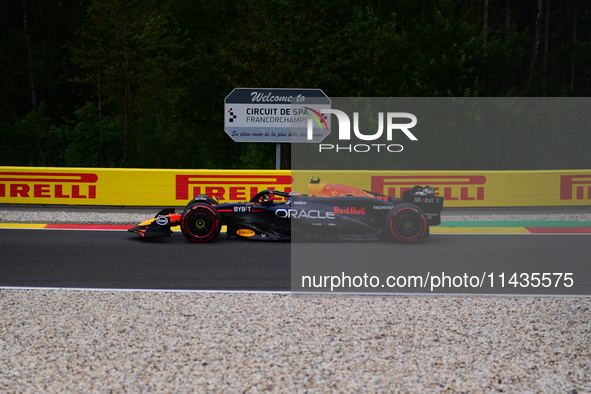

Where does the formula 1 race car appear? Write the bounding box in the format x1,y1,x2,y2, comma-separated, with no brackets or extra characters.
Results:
128,178,444,243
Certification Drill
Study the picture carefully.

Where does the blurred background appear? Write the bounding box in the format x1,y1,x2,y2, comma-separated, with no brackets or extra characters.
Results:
1,0,589,169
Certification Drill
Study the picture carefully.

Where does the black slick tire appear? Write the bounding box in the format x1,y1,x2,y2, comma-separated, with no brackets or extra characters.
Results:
180,203,221,243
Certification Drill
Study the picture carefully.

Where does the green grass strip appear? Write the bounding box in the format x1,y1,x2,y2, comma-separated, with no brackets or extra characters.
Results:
440,221,591,228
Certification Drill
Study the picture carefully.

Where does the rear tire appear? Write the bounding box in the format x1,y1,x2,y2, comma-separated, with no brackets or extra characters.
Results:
180,203,221,243
386,204,427,243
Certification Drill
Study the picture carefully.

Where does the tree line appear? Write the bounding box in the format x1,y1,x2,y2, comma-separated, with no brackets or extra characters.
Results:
1,0,589,169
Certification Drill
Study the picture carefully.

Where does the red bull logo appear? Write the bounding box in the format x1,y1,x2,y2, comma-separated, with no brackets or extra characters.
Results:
175,174,292,201
371,175,486,201
333,206,366,215
560,175,591,200
0,172,98,200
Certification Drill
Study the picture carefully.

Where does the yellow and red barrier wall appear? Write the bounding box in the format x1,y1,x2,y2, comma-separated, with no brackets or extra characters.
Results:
1,167,590,207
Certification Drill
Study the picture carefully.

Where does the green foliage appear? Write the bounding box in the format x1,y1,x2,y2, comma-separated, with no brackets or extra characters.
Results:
238,143,276,170
0,0,590,170
373,0,525,97
221,0,338,89
12,102,62,166
71,0,186,118
65,102,119,167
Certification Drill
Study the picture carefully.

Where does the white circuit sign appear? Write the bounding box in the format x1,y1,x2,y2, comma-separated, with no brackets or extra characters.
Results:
224,88,331,143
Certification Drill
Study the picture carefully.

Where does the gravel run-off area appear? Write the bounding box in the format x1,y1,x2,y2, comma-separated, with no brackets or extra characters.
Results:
0,290,590,392
1,209,590,391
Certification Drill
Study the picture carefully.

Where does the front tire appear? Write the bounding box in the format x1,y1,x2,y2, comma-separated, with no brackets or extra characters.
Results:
180,203,221,243
386,204,427,243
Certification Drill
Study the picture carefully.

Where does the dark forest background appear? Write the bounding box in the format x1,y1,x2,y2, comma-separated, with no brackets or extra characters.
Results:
1,0,590,169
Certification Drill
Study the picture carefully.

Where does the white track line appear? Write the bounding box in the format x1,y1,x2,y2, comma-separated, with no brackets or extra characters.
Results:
0,286,589,297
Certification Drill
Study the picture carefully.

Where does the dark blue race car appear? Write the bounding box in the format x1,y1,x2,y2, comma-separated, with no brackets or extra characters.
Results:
128,179,444,243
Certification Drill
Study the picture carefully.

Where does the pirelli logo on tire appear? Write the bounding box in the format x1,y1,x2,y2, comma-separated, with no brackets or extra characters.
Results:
0,171,98,202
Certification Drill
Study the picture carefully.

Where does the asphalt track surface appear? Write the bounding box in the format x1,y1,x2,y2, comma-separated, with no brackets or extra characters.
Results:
1,227,590,294
0,229,290,291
